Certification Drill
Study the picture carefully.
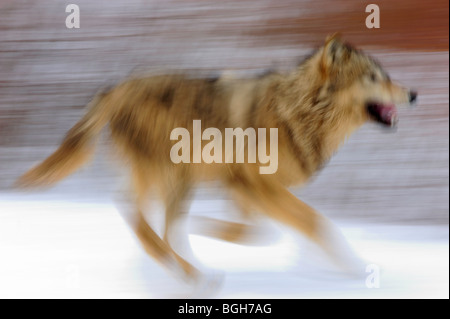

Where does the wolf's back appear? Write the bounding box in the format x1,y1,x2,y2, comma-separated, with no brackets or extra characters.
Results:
16,91,112,188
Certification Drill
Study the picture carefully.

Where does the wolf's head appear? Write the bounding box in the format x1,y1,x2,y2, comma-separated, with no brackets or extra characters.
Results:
315,35,417,128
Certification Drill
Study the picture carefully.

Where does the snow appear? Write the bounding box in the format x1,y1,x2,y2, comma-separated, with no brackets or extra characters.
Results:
0,197,447,299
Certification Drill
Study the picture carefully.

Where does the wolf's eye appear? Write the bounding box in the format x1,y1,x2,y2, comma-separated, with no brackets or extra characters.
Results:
370,73,377,82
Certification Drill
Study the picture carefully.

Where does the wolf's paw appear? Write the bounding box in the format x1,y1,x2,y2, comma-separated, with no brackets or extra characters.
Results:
314,218,367,278
187,268,225,298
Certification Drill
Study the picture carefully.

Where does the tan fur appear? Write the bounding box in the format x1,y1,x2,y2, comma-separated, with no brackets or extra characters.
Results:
16,36,415,281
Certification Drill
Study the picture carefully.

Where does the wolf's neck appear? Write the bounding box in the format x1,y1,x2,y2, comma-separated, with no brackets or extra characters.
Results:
257,72,359,176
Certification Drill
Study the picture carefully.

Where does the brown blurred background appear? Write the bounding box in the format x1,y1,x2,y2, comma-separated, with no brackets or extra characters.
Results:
0,0,448,223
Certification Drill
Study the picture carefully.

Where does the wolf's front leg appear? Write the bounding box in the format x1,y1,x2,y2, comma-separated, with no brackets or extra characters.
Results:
227,173,363,274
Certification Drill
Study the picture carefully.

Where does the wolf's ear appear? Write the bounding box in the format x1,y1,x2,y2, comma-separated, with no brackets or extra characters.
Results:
320,34,352,76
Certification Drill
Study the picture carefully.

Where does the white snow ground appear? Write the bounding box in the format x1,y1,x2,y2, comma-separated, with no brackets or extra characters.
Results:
0,196,448,299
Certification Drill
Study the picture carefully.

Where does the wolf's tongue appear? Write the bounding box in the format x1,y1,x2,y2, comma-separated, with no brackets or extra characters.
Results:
368,102,398,126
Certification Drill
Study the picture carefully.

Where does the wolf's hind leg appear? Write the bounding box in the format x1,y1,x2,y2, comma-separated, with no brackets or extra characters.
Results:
160,176,199,267
161,177,191,245
134,208,199,281
159,176,225,294
120,164,200,282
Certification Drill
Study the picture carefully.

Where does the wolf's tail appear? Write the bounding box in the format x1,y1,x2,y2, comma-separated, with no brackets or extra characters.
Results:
16,90,112,189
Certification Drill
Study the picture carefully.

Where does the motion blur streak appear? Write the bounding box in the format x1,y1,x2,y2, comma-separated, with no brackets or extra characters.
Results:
0,0,448,298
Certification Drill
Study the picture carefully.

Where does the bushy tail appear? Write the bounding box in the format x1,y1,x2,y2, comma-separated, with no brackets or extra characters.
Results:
16,91,111,189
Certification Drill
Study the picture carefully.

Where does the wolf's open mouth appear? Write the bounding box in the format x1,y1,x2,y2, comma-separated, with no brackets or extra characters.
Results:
367,102,398,127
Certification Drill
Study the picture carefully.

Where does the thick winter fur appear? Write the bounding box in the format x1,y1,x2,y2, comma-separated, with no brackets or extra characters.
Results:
16,36,416,281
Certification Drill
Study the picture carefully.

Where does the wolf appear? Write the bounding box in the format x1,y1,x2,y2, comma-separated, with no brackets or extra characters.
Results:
16,35,417,282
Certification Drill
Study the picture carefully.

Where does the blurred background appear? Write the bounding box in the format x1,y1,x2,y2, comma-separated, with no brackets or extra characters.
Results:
0,0,448,298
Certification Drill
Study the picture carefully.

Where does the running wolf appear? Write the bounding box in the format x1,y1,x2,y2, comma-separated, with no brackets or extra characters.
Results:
16,35,418,282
